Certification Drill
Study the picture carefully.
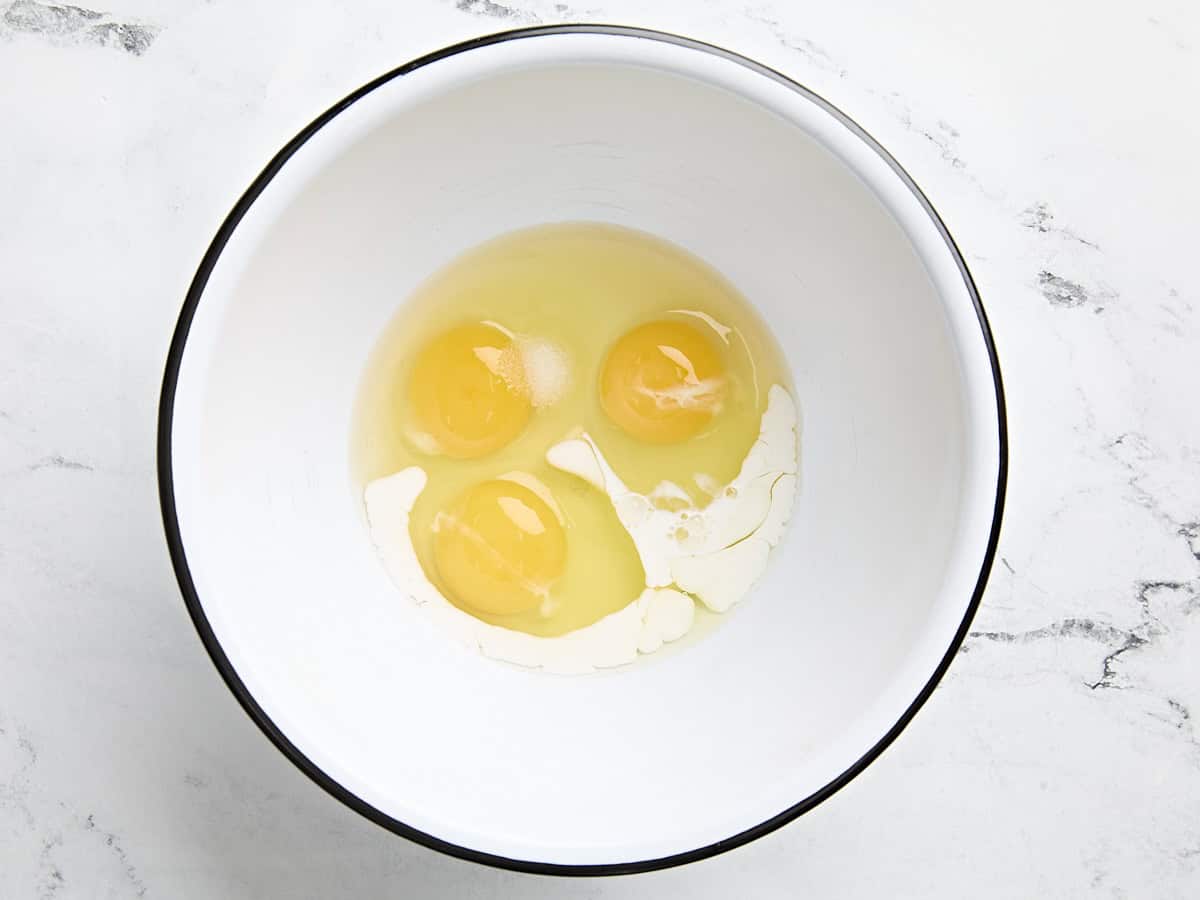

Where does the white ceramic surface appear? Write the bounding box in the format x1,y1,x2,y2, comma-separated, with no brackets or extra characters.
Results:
163,29,1001,868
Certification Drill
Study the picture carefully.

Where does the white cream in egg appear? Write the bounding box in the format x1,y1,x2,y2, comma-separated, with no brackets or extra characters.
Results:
364,468,696,674
363,385,798,673
546,384,799,613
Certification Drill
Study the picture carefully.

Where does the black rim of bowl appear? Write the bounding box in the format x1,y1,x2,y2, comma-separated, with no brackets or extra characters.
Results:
157,24,1009,877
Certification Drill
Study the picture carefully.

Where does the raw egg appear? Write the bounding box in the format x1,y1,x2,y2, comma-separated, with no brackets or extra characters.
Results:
355,222,797,669
407,323,530,459
433,478,566,616
600,319,727,444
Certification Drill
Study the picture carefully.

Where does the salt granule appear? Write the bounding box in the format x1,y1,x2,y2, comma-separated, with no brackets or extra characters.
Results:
500,337,570,408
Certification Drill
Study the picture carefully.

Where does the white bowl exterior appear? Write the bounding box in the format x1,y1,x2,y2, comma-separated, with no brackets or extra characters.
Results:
168,33,1001,866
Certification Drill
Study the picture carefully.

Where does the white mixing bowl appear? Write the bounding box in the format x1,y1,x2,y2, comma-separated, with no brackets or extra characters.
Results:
159,26,1006,874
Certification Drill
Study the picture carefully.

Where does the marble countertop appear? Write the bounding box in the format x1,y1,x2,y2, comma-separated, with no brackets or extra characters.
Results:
2,0,1197,896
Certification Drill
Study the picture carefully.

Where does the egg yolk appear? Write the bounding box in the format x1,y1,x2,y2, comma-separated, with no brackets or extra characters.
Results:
600,319,727,444
407,323,530,459
433,479,567,616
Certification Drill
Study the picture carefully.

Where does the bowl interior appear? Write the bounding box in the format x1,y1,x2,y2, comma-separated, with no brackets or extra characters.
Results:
167,32,1001,868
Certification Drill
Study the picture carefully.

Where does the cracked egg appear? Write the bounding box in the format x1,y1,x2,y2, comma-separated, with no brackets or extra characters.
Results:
354,222,798,673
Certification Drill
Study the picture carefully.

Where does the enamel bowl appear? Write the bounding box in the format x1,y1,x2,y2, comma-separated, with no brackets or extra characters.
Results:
159,26,1006,874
